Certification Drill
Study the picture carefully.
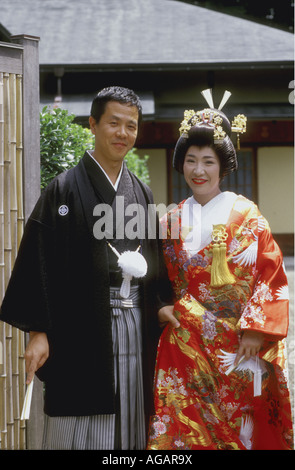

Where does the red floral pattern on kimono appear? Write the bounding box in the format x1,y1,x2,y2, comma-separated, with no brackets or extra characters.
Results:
147,194,293,450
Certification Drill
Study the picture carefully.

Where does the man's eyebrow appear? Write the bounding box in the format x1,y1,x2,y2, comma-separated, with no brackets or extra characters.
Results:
109,114,137,125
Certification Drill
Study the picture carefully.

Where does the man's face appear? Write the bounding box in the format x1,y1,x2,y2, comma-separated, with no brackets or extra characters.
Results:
89,101,139,165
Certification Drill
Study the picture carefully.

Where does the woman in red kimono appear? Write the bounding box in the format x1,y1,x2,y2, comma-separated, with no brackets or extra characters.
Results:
147,93,293,450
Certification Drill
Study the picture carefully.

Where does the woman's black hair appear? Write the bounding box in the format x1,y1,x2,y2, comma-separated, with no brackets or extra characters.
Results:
173,108,237,177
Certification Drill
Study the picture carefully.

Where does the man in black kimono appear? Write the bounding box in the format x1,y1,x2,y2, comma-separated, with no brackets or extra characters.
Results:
0,86,172,450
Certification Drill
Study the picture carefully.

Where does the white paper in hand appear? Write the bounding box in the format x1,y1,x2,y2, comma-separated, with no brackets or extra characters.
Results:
21,379,34,420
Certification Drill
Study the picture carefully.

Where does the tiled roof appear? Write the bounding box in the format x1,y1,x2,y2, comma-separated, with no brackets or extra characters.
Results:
1,0,293,65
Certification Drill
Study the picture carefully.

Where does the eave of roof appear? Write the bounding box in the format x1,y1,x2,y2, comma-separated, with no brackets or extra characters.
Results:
39,60,294,73
1,0,293,66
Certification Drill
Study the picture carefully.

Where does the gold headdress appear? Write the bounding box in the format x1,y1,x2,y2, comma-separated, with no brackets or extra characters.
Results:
179,89,247,149
231,114,247,149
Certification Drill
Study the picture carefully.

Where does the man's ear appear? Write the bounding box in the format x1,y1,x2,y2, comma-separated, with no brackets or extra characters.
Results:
89,116,96,135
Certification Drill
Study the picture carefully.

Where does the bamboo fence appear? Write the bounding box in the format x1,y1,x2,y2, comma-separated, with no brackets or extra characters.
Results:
0,71,26,450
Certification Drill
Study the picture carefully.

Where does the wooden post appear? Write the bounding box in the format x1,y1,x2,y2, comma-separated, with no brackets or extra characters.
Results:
10,35,42,451
3,72,14,449
0,72,5,446
0,72,6,444
11,36,40,220
0,319,6,449
9,74,17,266
16,74,24,249
0,41,28,450
9,71,21,450
0,72,4,305
15,73,26,449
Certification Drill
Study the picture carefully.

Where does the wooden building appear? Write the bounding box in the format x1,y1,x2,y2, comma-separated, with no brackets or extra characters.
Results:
1,0,294,254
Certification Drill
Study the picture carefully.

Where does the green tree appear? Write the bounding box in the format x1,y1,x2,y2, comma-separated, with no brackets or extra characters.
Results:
124,148,150,186
40,106,150,188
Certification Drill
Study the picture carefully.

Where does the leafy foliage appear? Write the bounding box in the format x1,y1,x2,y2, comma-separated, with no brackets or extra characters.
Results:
40,106,94,189
124,148,150,185
40,106,150,188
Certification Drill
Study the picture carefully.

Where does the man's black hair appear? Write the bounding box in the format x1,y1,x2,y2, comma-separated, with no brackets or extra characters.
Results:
90,86,142,125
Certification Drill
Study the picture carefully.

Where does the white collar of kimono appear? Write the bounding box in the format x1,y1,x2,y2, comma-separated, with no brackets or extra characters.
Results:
87,150,123,191
182,191,238,255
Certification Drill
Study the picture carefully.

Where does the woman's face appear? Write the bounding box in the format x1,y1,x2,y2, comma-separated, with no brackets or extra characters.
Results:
183,145,221,205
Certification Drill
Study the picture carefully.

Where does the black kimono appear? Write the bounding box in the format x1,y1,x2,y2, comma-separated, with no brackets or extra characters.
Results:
0,152,171,421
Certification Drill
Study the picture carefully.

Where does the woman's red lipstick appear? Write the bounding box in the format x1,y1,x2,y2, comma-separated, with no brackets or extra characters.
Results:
192,178,207,185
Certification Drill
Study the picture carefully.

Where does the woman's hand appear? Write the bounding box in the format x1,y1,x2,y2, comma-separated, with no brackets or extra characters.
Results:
158,305,180,329
24,331,49,384
235,330,264,366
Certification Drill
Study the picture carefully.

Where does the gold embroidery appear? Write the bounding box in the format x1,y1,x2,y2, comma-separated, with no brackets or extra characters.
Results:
177,410,211,447
262,341,286,369
169,331,212,375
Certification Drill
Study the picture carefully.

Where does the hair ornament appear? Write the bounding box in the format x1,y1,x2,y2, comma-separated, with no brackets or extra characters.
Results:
218,90,232,110
231,114,247,149
201,88,232,111
201,88,215,109
179,89,247,148
179,108,226,143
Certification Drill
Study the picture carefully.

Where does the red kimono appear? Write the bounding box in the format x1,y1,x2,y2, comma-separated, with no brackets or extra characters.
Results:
147,192,293,450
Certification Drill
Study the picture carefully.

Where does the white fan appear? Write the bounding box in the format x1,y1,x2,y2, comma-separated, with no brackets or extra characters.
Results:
218,350,267,396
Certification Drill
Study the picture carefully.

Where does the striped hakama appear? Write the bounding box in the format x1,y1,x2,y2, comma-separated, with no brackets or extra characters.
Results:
42,286,146,450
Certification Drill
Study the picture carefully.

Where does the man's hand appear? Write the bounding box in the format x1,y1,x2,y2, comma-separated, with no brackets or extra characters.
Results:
235,330,264,366
158,305,180,329
24,331,49,384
